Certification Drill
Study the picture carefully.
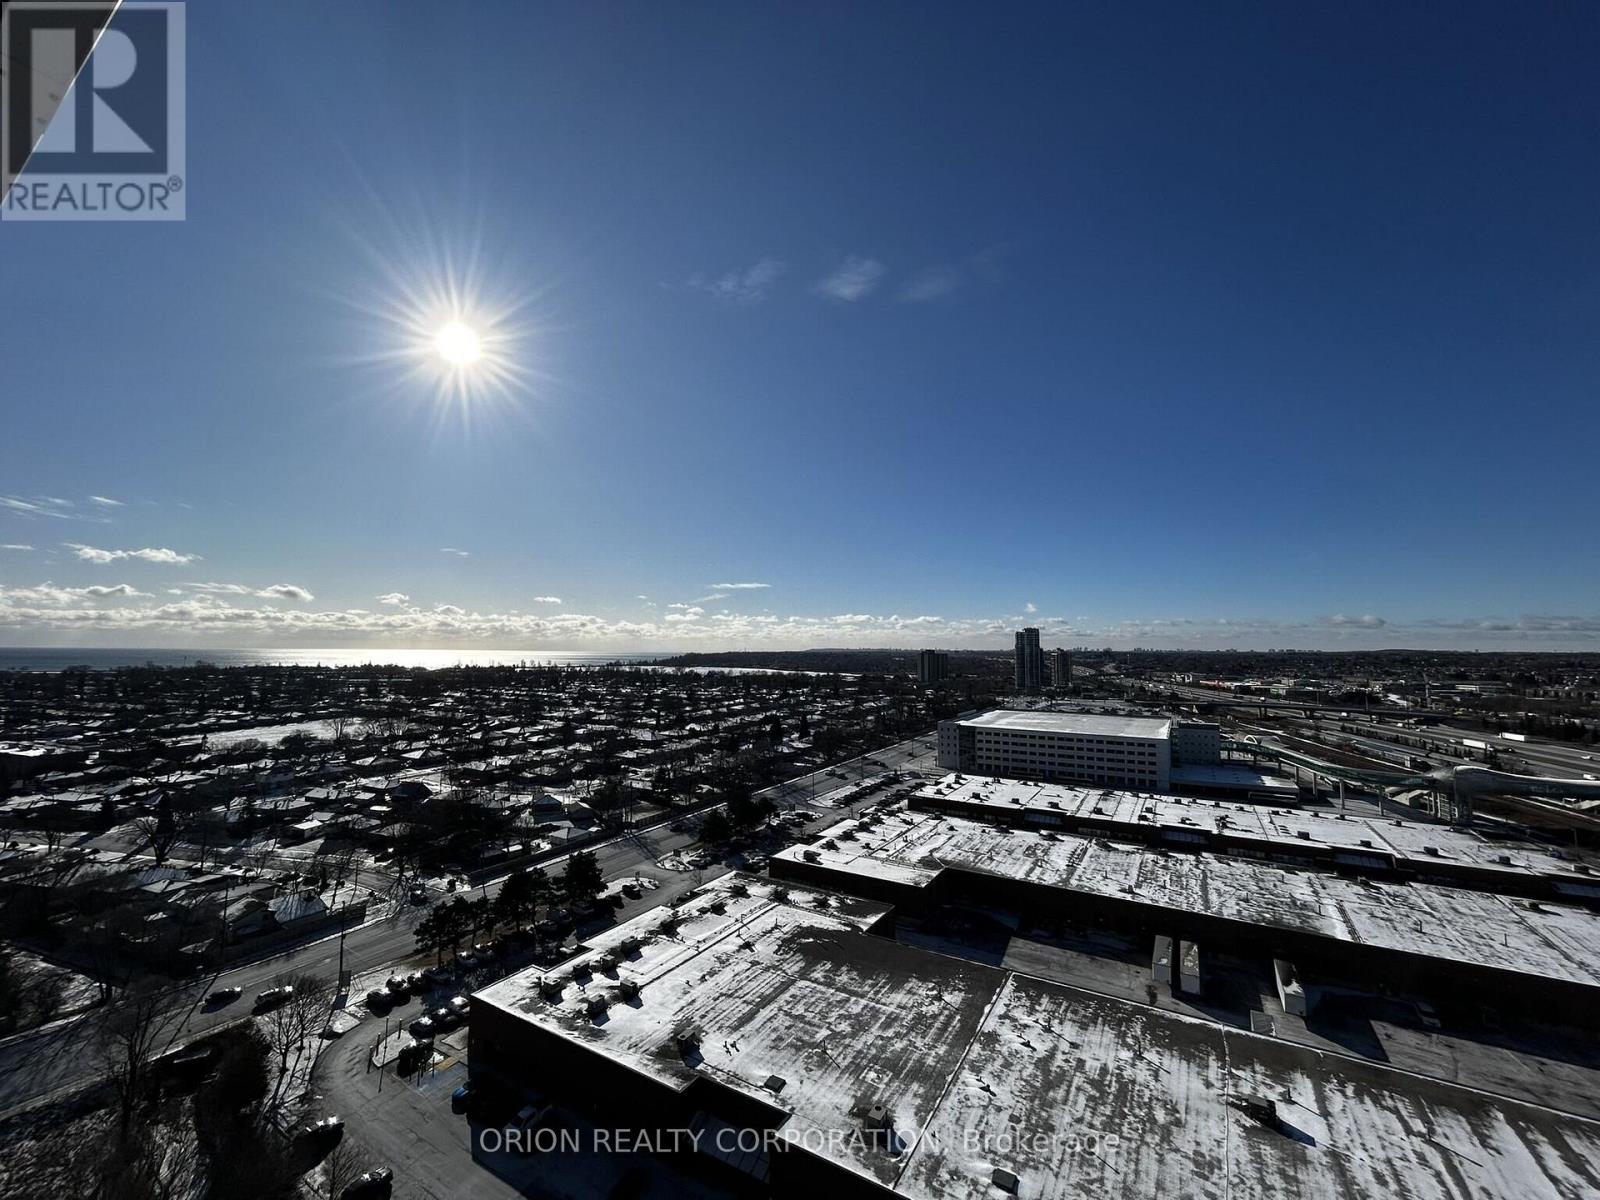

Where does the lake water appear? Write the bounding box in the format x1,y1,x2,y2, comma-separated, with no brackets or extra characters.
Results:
0,647,666,672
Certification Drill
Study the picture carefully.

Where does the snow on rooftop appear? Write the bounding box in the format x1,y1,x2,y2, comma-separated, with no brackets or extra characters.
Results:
476,873,1600,1200
957,711,1171,739
917,774,1589,880
901,975,1600,1200
776,809,1600,991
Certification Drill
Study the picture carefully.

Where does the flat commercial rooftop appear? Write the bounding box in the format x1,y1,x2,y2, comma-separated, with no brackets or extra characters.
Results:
916,773,1596,889
1168,762,1300,794
477,874,1600,1199
955,711,1171,739
773,810,1600,994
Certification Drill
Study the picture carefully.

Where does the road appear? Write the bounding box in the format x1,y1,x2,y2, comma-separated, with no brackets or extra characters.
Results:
0,733,939,1125
303,732,938,1198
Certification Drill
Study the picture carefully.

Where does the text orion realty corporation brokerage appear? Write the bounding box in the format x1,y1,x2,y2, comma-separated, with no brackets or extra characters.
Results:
478,1125,1123,1158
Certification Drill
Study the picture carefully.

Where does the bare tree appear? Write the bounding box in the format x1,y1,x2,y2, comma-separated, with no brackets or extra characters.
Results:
319,1140,368,1200
324,845,361,907
259,972,331,1108
99,984,168,1140
132,804,191,866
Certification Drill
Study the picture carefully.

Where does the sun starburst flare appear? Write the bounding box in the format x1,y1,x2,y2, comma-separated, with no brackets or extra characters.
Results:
325,214,558,433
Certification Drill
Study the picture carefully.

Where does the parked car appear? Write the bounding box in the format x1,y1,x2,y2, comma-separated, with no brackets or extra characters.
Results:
408,884,428,904
301,1115,345,1142
364,989,391,1010
385,976,409,995
341,1166,393,1198
405,972,426,993
409,1016,436,1038
206,986,242,1006
255,985,294,1009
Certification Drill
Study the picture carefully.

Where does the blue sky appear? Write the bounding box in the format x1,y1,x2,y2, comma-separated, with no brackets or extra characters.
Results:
2,1,1598,650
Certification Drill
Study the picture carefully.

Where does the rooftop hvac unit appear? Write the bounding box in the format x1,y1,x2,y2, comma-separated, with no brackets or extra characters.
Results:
991,1167,1020,1194
618,978,641,1000
585,995,609,1018
1235,1093,1280,1129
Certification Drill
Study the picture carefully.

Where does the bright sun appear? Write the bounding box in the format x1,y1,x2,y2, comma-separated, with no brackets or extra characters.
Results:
434,319,482,367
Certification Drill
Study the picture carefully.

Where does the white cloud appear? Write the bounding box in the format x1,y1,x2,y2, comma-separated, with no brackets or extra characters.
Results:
531,595,562,604
440,547,470,557
814,257,886,301
898,266,960,302
186,582,252,595
1323,613,1387,628
434,604,466,616
1024,602,1038,614
635,594,650,601
0,544,32,551
376,592,410,606
690,592,728,604
711,582,771,590
1,496,74,519
686,258,786,305
67,543,200,565
88,495,124,507
183,581,313,601
0,582,149,605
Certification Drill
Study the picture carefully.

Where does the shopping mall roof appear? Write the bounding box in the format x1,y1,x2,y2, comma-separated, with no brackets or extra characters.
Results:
475,872,1600,1200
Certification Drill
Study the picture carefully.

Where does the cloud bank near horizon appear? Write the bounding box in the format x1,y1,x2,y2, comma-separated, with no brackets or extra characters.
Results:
0,584,1596,651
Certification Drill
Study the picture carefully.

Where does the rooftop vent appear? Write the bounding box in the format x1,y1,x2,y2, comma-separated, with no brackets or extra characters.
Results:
1296,831,1311,841
1359,839,1374,848
763,1074,787,1094
991,1167,1020,1194
1234,1093,1279,1130
1423,846,1440,857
